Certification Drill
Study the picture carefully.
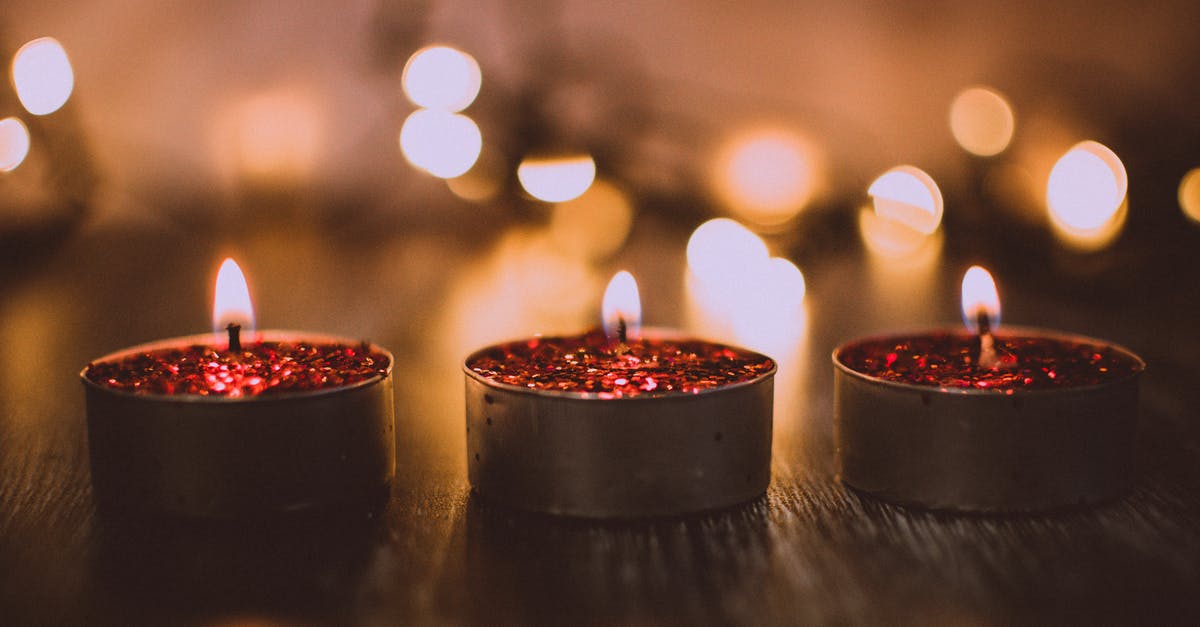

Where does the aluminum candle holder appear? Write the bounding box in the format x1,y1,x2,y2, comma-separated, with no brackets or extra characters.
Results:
833,328,1145,512
83,332,395,518
463,336,777,519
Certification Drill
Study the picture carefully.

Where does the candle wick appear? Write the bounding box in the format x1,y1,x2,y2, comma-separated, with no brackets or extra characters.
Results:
227,322,242,353
610,317,632,356
974,311,1000,370
977,334,999,370
975,310,991,337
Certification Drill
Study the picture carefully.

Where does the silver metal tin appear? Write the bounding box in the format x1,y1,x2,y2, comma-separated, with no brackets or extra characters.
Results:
833,327,1144,512
463,338,776,518
82,332,395,518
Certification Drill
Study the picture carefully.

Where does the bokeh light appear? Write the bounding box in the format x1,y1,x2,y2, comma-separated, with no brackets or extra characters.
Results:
949,86,1015,157
440,228,602,357
1052,199,1128,251
0,117,31,172
759,257,806,311
685,219,807,356
858,206,943,260
11,37,74,116
686,218,769,290
685,218,808,353
548,180,634,261
686,218,768,326
1046,140,1128,250
517,155,596,202
868,166,943,234
713,129,820,227
1178,167,1200,224
231,90,321,184
400,109,482,179
727,257,808,354
402,45,482,112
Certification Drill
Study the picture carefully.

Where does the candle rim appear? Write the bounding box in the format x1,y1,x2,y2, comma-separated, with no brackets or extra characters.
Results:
80,330,393,403
832,325,1145,396
463,328,778,401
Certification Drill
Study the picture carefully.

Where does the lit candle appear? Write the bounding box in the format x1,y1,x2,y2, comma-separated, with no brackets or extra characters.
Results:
463,271,777,518
81,258,395,517
832,266,1144,512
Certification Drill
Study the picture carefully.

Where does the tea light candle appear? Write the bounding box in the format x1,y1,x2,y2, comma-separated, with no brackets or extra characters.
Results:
81,258,395,518
463,271,777,518
833,266,1145,512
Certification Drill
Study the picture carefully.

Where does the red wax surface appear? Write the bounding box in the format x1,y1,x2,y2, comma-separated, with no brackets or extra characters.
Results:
466,330,775,397
837,332,1141,391
85,340,390,397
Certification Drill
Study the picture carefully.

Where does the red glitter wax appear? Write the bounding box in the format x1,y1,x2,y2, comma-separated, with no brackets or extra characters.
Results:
85,339,390,397
465,330,775,398
836,331,1142,391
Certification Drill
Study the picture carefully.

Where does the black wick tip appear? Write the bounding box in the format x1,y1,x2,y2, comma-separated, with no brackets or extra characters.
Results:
226,322,242,353
975,310,991,337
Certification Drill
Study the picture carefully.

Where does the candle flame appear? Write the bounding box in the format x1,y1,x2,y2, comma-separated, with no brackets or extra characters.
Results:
213,258,255,335
602,270,641,342
961,265,1000,334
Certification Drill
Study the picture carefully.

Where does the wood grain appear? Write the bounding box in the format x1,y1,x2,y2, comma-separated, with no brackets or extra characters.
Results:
1,219,1198,626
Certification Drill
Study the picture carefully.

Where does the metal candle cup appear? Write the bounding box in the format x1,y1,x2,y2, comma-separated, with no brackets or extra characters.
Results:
82,331,395,518
463,331,776,518
833,327,1145,512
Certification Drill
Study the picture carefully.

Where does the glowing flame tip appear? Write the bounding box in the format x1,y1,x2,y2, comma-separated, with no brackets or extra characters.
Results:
213,258,255,334
602,270,641,342
961,265,1000,334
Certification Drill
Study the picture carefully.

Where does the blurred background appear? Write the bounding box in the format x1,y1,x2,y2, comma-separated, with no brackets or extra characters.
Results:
5,0,1200,397
3,1,1200,622
4,0,1199,318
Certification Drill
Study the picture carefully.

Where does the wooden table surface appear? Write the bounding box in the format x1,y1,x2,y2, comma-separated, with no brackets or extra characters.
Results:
1,211,1198,626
